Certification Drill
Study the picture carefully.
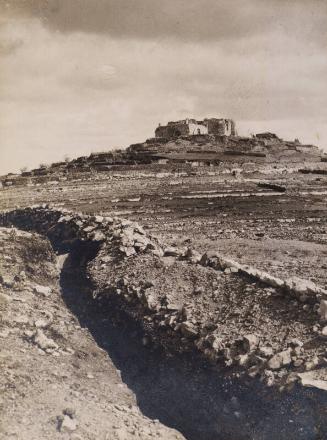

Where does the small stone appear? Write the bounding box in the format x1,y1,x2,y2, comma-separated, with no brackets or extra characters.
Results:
321,326,327,337
258,346,274,357
210,335,224,351
263,370,275,386
58,415,77,433
34,319,48,328
237,354,250,366
164,247,180,257
24,329,35,338
288,338,303,347
83,225,96,233
120,246,136,257
267,349,292,370
243,334,259,352
193,287,203,295
33,285,52,297
304,356,319,371
92,231,106,242
94,215,104,223
33,329,58,351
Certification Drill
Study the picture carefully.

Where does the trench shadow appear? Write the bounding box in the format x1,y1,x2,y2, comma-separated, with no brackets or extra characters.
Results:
58,244,320,440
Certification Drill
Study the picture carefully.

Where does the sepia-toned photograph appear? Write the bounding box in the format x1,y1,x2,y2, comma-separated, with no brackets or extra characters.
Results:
0,1,326,439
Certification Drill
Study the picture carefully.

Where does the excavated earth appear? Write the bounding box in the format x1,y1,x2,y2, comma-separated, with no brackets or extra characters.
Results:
1,160,327,439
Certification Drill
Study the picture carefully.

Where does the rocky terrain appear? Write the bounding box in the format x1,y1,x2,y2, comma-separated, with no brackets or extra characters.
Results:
0,226,185,440
0,134,327,440
0,205,326,439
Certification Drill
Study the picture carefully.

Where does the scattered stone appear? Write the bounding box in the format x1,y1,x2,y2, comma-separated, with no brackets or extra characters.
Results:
24,329,35,338
92,231,106,242
288,338,303,347
237,354,250,367
193,286,203,295
304,356,320,371
243,334,259,352
33,284,52,297
258,346,274,357
34,319,49,328
58,415,77,433
33,329,58,351
119,246,136,257
267,349,292,370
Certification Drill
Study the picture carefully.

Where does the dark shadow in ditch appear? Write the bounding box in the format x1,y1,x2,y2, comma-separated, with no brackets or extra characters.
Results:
59,241,324,440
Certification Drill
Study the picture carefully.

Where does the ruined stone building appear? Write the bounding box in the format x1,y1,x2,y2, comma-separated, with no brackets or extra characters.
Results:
155,118,236,139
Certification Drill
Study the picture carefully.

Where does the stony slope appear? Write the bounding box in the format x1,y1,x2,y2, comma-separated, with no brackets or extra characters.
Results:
0,227,185,440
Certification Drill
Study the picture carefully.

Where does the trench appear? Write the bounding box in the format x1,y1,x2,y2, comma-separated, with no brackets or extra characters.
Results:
56,241,324,440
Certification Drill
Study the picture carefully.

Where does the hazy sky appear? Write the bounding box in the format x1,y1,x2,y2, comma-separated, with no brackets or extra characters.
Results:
1,0,326,174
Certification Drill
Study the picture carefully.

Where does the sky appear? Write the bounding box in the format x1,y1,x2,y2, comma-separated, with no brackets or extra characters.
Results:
0,0,327,174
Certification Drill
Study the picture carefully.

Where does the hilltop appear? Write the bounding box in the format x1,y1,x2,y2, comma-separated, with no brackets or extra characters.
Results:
1,128,326,188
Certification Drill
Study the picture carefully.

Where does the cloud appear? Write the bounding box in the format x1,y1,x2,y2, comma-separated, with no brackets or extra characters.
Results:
0,37,23,55
3,0,327,45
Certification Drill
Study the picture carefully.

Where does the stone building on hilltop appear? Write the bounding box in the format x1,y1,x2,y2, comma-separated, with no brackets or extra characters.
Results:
155,118,236,139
